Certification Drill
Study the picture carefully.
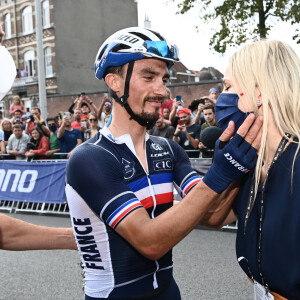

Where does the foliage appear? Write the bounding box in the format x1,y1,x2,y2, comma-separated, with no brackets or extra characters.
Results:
172,0,300,53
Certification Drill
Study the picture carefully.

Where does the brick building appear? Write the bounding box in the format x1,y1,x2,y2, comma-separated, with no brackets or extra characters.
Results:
0,0,223,118
0,0,138,117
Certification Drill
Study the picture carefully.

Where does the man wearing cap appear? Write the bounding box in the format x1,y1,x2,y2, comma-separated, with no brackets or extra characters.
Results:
173,107,202,158
66,27,262,299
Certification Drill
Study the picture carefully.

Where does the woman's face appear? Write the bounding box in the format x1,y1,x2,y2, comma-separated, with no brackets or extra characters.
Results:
2,121,11,130
222,66,255,113
31,129,40,140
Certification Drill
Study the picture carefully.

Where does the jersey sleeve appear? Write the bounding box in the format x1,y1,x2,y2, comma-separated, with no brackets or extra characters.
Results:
66,143,143,229
167,139,202,198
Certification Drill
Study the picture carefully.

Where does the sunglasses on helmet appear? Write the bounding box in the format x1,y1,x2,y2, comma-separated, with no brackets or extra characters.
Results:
143,40,179,61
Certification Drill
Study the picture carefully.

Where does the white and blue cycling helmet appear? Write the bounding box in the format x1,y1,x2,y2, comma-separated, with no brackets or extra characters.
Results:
95,27,179,80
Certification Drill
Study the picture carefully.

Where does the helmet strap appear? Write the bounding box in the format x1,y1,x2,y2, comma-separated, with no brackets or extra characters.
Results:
110,61,157,130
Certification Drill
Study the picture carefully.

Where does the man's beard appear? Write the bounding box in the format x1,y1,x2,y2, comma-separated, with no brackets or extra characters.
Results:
135,110,159,127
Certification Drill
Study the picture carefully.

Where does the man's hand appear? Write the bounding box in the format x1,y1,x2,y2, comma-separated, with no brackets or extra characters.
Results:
198,142,207,150
33,115,40,124
202,114,263,194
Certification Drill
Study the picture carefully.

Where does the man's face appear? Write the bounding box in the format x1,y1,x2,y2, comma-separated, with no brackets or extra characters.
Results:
203,108,215,124
14,111,22,119
162,108,170,120
179,113,190,126
13,127,23,138
31,109,41,119
81,105,90,114
104,101,112,113
119,58,170,125
155,115,164,128
74,109,81,121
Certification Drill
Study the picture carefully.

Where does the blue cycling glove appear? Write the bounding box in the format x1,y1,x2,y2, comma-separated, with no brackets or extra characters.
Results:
202,134,257,194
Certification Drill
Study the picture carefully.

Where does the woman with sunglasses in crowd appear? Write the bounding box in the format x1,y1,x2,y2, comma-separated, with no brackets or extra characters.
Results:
25,126,50,160
83,112,100,141
203,40,300,300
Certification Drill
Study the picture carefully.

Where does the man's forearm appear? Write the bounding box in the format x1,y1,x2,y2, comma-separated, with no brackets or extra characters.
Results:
0,214,77,250
117,180,220,260
185,132,199,148
57,126,65,139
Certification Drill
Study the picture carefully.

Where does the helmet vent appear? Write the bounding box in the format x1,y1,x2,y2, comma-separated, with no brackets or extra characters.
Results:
129,31,150,41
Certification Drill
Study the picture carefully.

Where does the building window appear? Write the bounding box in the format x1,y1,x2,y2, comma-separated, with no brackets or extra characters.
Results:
22,6,33,34
42,0,50,28
24,50,36,77
44,47,53,77
4,13,12,39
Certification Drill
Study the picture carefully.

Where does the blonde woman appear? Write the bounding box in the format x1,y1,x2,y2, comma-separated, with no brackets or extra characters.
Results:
0,118,13,146
83,112,100,141
205,40,300,299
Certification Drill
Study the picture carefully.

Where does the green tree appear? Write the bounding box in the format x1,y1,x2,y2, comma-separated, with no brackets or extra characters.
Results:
173,0,300,53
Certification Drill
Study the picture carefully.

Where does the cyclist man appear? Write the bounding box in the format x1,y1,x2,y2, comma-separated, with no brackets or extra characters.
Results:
66,27,262,299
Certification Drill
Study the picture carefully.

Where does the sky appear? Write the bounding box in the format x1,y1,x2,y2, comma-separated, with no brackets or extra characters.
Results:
137,0,300,74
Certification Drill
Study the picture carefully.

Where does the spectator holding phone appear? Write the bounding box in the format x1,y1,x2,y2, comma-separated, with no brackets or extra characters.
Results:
97,96,112,128
173,107,201,158
194,97,216,125
68,92,98,115
25,107,50,137
71,108,82,130
57,113,82,158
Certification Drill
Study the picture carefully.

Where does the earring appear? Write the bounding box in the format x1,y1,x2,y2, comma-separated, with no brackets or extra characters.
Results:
257,100,262,109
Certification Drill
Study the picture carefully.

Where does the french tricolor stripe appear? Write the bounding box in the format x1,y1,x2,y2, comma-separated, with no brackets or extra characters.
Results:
107,199,143,229
141,192,174,209
181,176,201,197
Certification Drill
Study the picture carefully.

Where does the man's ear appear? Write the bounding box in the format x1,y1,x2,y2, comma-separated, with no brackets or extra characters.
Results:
105,74,122,94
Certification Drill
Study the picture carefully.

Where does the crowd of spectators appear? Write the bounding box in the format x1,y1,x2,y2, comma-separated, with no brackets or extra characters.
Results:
0,94,112,161
0,87,221,160
148,87,221,158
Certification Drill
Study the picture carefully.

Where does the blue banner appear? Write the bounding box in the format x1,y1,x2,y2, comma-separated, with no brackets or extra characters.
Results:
0,161,67,204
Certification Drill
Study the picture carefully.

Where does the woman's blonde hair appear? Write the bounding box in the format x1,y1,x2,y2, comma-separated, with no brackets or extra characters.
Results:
12,95,23,106
0,118,13,131
230,40,300,196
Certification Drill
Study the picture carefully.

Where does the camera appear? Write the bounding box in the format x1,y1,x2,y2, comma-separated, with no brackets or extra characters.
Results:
199,98,205,105
64,112,71,119
81,121,87,128
30,115,35,122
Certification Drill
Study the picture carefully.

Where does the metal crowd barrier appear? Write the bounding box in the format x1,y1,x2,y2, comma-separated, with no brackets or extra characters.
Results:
0,155,237,230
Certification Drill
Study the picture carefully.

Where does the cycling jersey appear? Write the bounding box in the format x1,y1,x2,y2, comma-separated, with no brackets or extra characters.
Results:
66,127,201,299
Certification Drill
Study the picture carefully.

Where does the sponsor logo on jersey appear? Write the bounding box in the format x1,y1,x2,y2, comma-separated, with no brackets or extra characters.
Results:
151,143,163,151
150,151,169,157
0,169,38,192
153,158,173,171
224,153,250,173
122,158,135,180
